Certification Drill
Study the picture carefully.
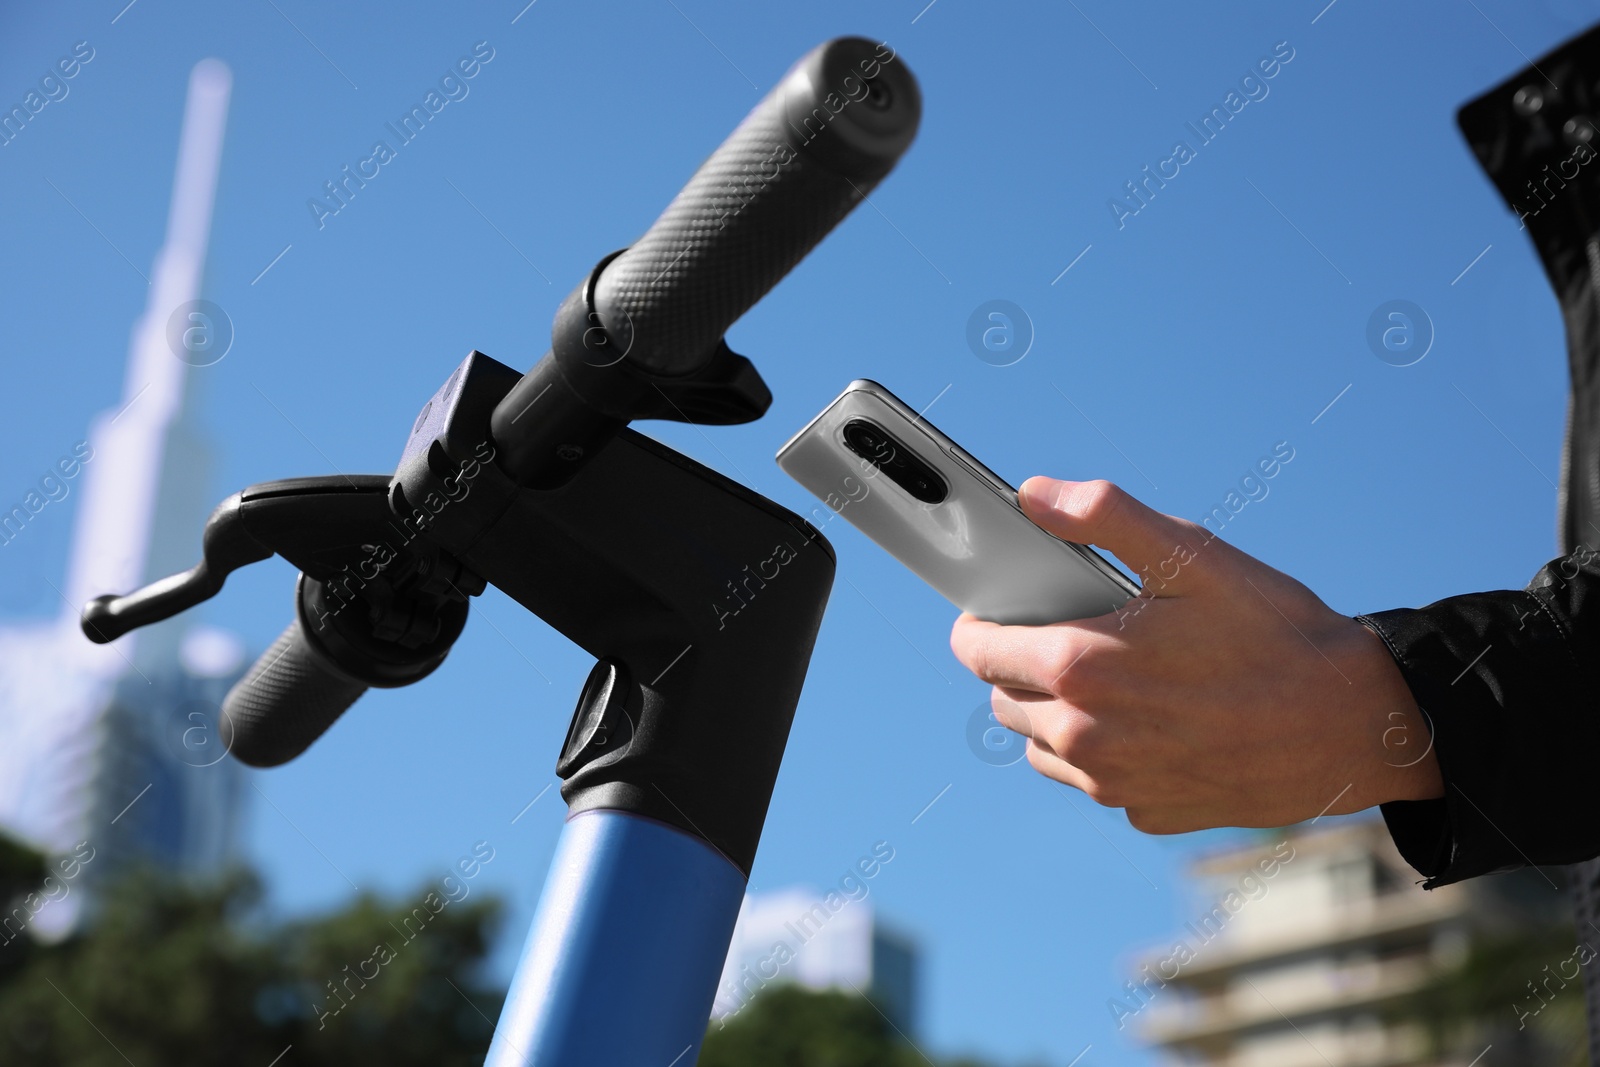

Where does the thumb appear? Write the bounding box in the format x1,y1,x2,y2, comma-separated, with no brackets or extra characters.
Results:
1018,477,1205,593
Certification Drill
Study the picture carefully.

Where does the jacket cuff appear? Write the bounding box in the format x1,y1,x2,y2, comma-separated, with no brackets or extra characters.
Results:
1355,572,1592,888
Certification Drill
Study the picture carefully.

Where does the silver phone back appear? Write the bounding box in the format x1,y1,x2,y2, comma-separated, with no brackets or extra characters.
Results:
776,380,1137,626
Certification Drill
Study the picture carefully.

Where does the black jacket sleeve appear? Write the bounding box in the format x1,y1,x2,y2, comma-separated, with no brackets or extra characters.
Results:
1355,545,1600,888
1355,21,1600,890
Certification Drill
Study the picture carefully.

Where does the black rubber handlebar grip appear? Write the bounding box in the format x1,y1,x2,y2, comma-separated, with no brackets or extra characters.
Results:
592,36,920,374
220,619,367,768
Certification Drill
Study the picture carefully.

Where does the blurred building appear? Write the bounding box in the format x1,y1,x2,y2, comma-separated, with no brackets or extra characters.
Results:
0,59,246,938
1125,817,1567,1067
712,885,920,1034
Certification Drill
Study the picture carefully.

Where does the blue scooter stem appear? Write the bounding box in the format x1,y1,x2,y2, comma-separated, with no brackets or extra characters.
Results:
485,810,748,1065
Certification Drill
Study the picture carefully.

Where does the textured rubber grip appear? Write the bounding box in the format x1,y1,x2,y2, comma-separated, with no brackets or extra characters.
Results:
593,37,920,374
221,619,367,768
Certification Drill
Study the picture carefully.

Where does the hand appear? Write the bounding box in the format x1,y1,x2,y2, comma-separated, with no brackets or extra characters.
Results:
949,477,1443,833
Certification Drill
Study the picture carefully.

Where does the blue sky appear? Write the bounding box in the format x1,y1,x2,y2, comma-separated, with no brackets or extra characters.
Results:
0,0,1591,1062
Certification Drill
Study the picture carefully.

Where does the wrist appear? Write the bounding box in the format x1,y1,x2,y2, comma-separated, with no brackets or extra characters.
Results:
1338,617,1445,806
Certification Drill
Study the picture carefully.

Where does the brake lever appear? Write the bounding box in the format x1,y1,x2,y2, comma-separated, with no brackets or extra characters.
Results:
80,474,393,643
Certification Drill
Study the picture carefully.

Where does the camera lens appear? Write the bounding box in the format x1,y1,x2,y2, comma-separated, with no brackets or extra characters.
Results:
840,419,947,505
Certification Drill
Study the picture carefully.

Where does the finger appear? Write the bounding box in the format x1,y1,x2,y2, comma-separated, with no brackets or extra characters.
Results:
1023,739,1097,796
1018,477,1207,593
951,613,1086,694
992,685,1082,749
1125,807,1207,835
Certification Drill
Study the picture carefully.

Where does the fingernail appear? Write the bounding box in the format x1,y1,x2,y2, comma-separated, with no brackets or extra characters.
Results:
1021,477,1061,512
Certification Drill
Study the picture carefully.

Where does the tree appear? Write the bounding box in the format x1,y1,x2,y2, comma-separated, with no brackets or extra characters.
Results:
699,984,1003,1067
1,835,1022,1066
0,833,47,988
1390,919,1587,1067
0,840,504,1066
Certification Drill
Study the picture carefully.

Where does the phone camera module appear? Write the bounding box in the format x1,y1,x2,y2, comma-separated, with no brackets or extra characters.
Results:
841,419,947,505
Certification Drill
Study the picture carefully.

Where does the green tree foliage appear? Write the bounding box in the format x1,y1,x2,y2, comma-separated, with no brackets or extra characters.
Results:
1391,921,1588,1067
0,834,1022,1067
699,985,1001,1067
0,835,45,903
0,840,504,1067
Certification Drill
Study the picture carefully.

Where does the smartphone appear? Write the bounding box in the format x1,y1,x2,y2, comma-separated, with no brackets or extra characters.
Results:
776,379,1138,626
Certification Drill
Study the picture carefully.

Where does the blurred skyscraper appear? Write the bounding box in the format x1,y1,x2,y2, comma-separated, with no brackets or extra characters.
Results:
1128,817,1568,1067
712,885,919,1034
0,59,246,938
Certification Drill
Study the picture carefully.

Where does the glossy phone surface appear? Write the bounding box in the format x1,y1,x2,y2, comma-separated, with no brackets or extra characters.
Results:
776,379,1138,626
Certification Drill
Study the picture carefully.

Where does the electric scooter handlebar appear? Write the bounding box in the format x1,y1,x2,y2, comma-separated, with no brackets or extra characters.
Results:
81,36,919,776
79,476,476,768
485,35,921,487
590,35,921,375
221,617,367,767
218,563,472,765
